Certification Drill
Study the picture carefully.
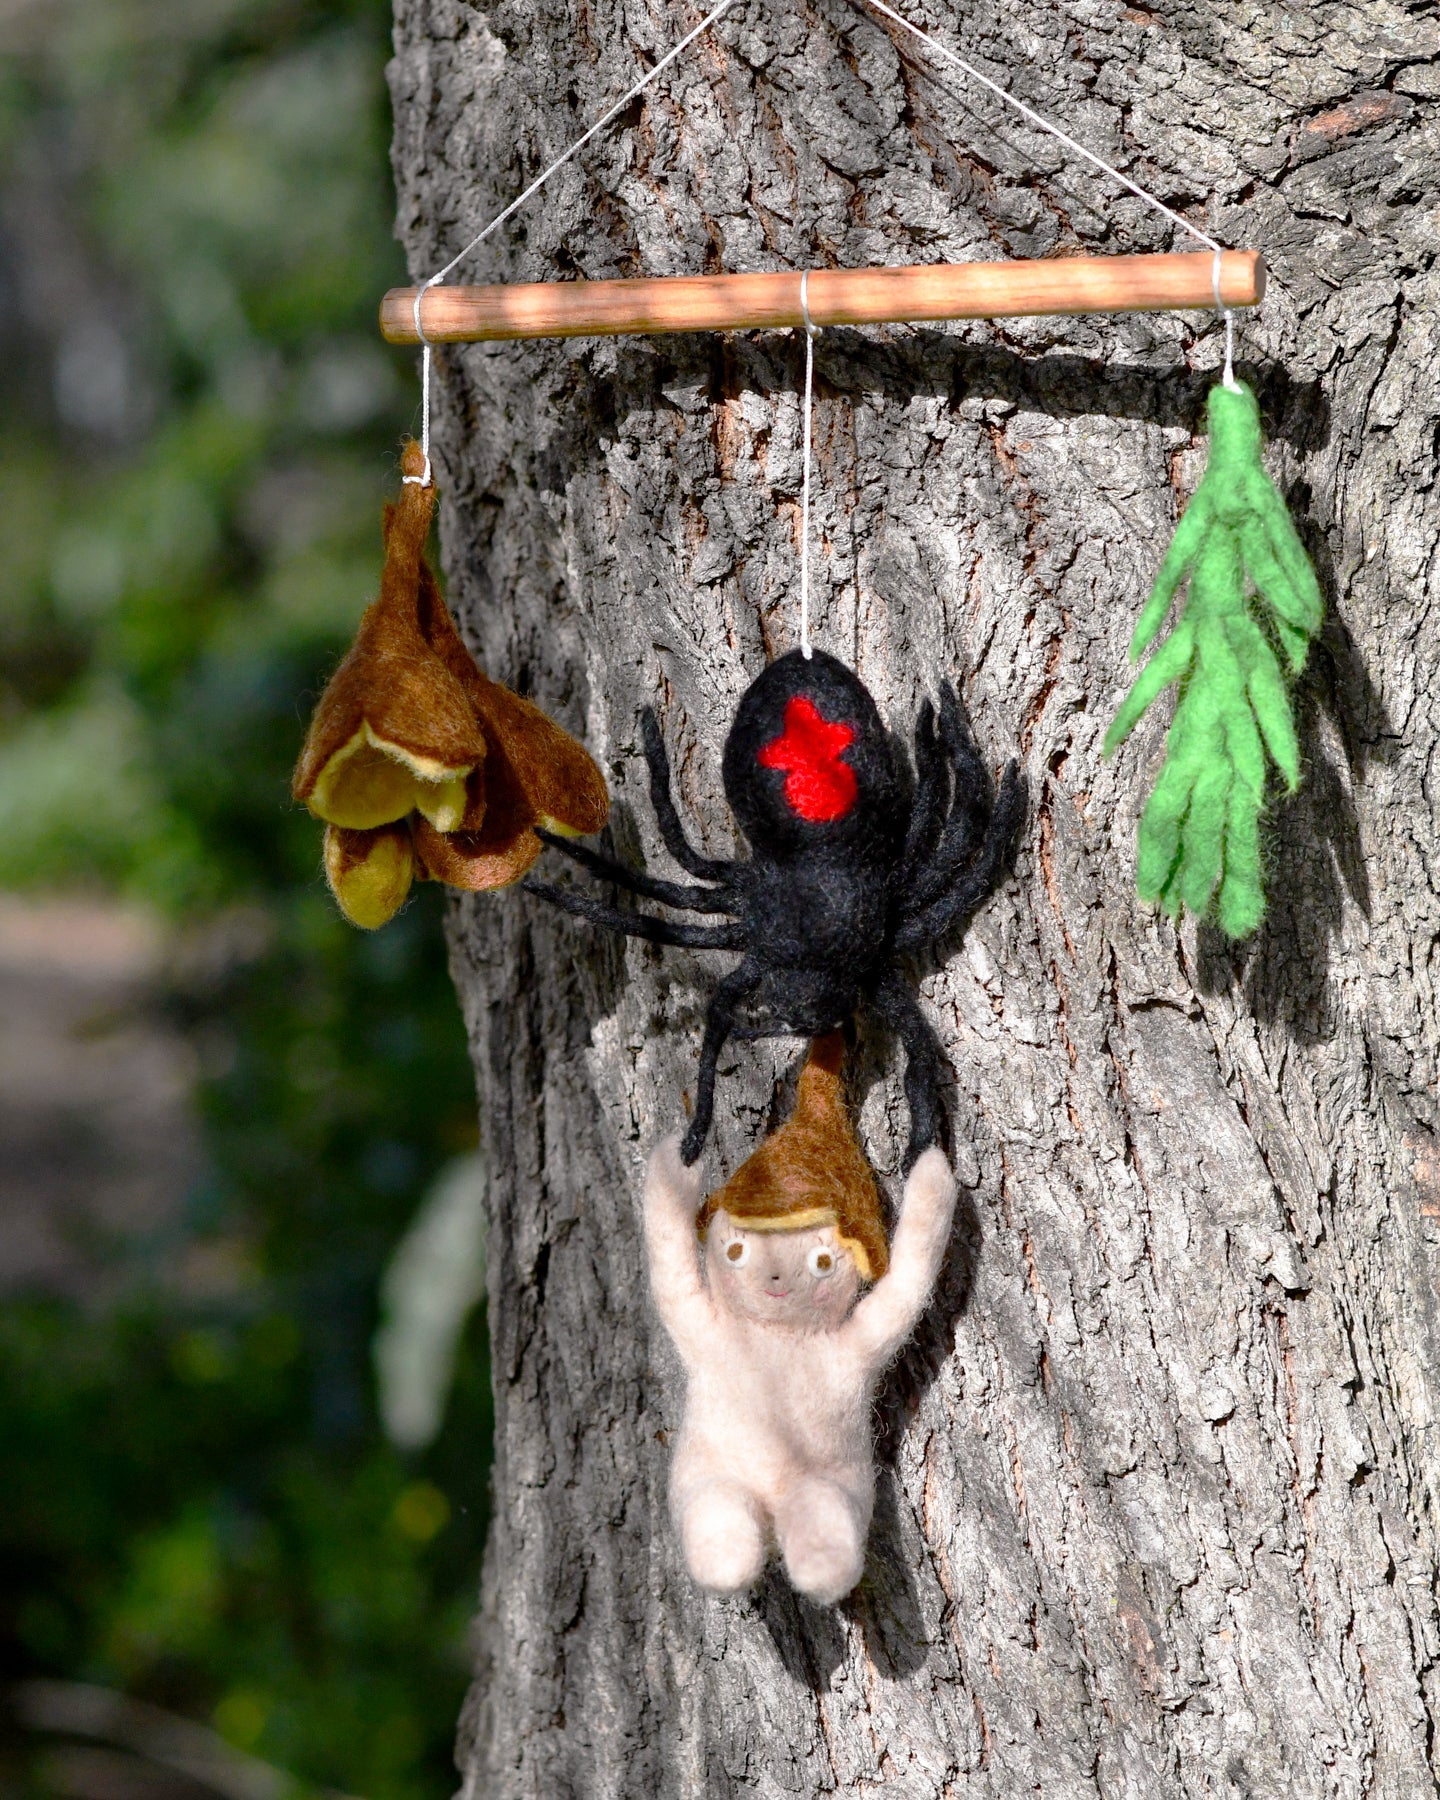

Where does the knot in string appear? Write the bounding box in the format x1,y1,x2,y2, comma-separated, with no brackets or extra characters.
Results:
403,286,435,487
1211,249,1241,392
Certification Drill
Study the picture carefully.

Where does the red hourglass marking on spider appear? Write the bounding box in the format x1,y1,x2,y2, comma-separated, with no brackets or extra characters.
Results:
757,696,858,822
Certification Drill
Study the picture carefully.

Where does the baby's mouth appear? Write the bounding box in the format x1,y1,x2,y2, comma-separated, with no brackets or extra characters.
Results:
765,1289,791,1300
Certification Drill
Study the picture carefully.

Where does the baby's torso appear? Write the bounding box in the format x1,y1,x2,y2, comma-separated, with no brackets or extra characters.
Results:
675,1314,875,1491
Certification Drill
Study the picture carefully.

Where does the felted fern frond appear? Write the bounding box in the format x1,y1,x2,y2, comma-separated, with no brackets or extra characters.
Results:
1104,381,1323,938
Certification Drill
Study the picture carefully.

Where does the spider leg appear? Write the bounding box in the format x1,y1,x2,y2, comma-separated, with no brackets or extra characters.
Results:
938,681,991,804
870,969,949,1171
895,760,1025,954
535,830,733,912
900,699,948,882
929,684,992,851
642,709,732,882
907,685,1003,912
524,879,744,950
681,958,764,1164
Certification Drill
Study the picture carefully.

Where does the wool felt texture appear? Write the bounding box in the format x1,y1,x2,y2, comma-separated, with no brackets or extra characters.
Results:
697,1032,889,1281
293,459,480,833
1104,382,1323,938
645,1130,956,1604
294,441,608,928
323,821,416,932
528,648,1024,1168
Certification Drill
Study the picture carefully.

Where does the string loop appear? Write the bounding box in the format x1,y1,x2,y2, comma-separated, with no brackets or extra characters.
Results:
1210,249,1240,391
403,290,433,486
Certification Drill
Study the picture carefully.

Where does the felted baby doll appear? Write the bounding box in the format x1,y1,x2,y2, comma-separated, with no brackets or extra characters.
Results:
643,1034,956,1605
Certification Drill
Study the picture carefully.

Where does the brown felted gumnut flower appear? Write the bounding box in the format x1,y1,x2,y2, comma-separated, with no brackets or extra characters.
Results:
698,1031,889,1280
296,442,609,926
293,443,485,835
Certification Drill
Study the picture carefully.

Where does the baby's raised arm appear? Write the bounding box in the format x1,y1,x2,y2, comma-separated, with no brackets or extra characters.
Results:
843,1147,957,1368
643,1132,716,1365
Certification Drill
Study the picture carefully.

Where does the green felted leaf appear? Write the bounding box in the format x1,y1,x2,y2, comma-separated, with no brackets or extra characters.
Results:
1130,494,1213,659
1221,695,1269,801
1177,759,1231,915
1218,781,1265,937
1135,770,1189,903
1259,511,1323,636
1275,615,1312,672
1106,379,1324,938
1226,611,1300,789
1133,702,1207,904
1103,616,1197,754
1236,518,1320,663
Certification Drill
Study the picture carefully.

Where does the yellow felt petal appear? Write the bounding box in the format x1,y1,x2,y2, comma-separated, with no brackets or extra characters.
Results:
410,773,470,832
309,723,473,831
324,822,415,929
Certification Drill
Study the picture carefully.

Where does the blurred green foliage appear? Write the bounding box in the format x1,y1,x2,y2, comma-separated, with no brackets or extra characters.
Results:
0,1,488,1795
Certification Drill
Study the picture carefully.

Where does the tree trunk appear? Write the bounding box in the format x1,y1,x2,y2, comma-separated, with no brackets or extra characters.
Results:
387,1,1440,1792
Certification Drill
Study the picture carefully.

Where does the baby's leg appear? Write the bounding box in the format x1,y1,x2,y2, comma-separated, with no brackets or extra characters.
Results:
674,1477,766,1595
774,1475,870,1605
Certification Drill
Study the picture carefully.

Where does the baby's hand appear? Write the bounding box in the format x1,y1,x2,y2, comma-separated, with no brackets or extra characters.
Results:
901,1145,955,1222
843,1146,956,1365
645,1130,707,1219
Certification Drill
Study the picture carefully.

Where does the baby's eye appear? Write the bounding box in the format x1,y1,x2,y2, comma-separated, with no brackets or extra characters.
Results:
807,1246,835,1277
725,1239,750,1267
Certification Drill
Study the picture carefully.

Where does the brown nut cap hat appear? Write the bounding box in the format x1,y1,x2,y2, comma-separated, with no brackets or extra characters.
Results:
697,1032,888,1281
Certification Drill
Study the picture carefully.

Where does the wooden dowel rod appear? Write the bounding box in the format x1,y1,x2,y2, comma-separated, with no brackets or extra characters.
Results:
380,250,1264,345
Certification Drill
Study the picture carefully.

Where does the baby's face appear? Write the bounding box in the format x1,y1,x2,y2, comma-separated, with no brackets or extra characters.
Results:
705,1210,861,1330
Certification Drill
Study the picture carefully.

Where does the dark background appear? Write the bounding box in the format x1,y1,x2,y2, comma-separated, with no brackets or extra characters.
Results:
0,2,488,1795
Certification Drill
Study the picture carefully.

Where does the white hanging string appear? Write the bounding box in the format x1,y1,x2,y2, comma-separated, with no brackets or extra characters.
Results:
797,271,820,660
403,0,741,484
784,0,1244,650
399,0,1249,664
852,0,1238,378
855,0,1222,255
1211,249,1240,389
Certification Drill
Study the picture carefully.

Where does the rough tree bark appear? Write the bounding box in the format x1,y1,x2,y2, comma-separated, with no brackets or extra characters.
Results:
387,0,1440,1793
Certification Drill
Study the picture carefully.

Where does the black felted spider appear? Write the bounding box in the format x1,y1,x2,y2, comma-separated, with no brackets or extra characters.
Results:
525,648,1024,1167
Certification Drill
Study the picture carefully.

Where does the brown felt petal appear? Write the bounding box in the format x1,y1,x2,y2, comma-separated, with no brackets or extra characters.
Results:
410,552,607,837
323,821,415,929
414,554,487,691
455,764,488,833
412,740,542,890
467,668,609,837
412,818,543,890
293,447,485,830
698,1033,888,1281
